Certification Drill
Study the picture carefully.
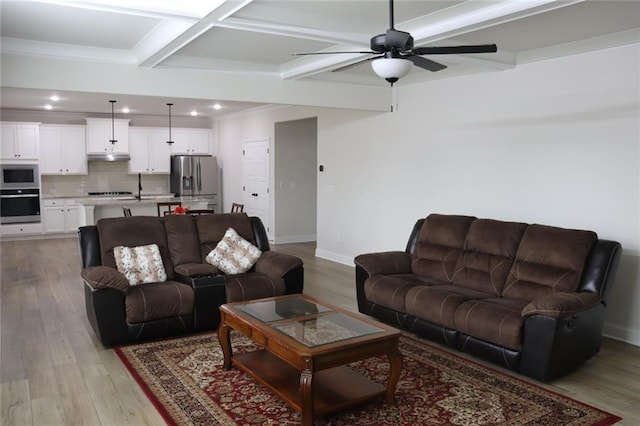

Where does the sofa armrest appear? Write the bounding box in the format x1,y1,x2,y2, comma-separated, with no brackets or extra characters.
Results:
81,266,130,294
521,292,601,319
174,263,218,278
354,251,412,276
254,251,303,277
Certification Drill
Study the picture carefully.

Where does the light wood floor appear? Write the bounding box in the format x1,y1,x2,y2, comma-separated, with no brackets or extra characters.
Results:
1,238,639,425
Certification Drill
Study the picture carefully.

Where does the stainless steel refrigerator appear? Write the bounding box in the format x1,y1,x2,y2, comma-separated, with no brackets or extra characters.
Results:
170,155,220,212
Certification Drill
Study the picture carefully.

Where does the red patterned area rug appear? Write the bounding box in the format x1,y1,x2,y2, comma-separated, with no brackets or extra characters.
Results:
114,332,620,426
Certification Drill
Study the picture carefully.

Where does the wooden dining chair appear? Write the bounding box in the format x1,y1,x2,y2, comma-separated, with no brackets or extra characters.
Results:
188,209,215,215
231,203,244,213
122,207,132,217
157,201,182,217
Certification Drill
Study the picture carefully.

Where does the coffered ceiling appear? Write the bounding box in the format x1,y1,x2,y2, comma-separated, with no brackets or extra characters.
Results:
1,0,638,117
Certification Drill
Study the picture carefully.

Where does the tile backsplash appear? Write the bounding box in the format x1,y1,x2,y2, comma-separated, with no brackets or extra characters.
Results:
42,162,169,196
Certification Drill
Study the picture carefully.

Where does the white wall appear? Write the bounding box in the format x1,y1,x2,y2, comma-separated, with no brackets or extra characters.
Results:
215,45,640,345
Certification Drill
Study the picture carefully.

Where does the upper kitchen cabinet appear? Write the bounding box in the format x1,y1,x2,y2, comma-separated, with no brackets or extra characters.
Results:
170,128,210,155
129,127,171,174
0,122,40,161
40,125,87,175
85,118,130,155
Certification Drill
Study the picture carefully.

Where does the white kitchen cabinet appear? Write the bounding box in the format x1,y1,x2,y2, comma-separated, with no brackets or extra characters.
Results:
170,128,210,155
40,125,87,175
0,223,43,238
129,127,171,174
85,118,130,155
43,199,80,234
1,122,40,161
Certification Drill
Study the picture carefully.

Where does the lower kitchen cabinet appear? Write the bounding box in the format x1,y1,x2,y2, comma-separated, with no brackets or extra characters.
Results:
43,199,80,234
0,223,43,238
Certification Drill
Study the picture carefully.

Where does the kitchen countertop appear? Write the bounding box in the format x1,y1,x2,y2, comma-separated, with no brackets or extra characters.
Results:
41,193,175,200
76,195,215,207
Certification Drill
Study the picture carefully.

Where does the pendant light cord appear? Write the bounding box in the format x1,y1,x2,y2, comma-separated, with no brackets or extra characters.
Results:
109,100,117,144
167,103,174,144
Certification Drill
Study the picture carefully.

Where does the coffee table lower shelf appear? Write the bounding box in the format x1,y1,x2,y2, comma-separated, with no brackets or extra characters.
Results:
233,349,386,417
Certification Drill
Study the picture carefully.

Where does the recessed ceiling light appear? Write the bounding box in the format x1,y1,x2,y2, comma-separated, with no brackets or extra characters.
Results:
122,107,130,113
44,104,53,110
213,103,222,110
190,111,198,116
50,95,60,102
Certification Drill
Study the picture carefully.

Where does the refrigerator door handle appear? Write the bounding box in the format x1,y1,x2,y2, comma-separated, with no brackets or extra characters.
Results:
197,160,202,193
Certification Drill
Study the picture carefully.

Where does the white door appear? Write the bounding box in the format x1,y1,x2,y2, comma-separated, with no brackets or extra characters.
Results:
242,138,270,238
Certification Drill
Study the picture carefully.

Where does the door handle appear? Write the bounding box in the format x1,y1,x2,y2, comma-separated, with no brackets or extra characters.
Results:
252,193,258,197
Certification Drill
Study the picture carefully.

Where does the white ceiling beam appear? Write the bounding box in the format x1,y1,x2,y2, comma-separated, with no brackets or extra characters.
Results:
29,0,218,19
0,37,135,64
135,0,253,67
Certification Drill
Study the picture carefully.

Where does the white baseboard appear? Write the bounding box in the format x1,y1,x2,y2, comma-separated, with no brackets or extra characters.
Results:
272,234,316,244
603,321,640,347
314,248,354,266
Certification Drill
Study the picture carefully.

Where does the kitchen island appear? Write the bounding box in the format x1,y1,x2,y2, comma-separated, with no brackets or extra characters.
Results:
78,196,210,226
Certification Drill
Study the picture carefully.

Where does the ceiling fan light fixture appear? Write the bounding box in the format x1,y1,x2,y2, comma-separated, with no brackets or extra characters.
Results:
371,58,412,84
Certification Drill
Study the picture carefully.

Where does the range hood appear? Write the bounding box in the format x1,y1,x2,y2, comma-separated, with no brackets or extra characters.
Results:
87,153,130,162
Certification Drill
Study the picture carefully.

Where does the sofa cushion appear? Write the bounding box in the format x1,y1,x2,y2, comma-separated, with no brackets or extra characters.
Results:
451,219,527,295
411,214,476,282
225,273,286,302
164,214,203,266
206,227,262,274
502,225,597,301
455,298,529,351
405,285,495,329
195,213,256,260
97,216,174,279
365,274,446,312
114,244,167,286
125,281,194,323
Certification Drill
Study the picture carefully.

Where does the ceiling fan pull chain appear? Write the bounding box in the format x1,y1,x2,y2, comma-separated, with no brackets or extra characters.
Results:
391,83,399,113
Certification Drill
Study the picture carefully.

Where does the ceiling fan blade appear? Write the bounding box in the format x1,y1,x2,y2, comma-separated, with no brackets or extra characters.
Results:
292,51,375,56
407,55,447,72
412,44,498,55
332,55,383,72
385,29,413,50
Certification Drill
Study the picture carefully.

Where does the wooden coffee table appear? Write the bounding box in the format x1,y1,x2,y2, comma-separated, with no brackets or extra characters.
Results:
218,294,402,425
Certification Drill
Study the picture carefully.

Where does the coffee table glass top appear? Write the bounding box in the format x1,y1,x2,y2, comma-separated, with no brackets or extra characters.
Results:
234,296,385,347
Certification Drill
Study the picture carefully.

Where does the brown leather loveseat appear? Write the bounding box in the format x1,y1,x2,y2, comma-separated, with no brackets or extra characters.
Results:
79,213,303,347
355,214,621,381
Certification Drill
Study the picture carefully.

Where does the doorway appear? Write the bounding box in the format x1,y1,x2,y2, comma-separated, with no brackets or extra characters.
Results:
273,117,317,243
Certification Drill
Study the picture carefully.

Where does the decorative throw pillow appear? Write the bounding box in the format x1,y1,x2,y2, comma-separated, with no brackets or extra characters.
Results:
113,244,167,286
206,227,262,274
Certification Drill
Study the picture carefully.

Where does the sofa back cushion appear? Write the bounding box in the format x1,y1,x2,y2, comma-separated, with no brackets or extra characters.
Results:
411,214,476,282
164,215,203,265
502,224,597,301
195,213,256,260
452,219,527,295
97,216,174,280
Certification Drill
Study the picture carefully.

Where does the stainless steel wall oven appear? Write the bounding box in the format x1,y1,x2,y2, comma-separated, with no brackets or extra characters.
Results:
0,164,41,224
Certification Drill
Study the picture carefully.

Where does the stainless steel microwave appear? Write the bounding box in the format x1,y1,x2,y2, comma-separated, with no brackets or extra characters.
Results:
1,163,39,189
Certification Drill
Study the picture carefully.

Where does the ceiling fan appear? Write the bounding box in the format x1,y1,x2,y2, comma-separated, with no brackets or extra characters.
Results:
294,0,497,85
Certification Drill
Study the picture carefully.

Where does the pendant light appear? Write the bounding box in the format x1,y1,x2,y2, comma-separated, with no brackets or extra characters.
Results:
109,100,117,145
166,103,174,145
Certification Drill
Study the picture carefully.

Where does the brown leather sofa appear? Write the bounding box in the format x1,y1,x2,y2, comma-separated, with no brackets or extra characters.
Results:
79,213,303,347
355,214,621,381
